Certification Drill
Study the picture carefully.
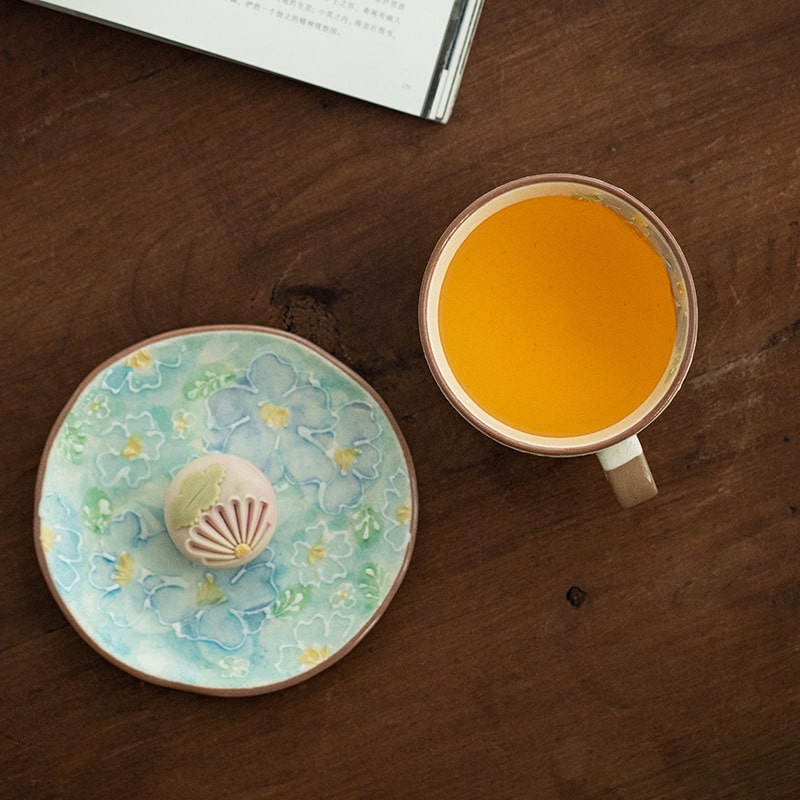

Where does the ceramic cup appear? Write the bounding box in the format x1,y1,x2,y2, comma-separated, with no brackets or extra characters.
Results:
419,174,698,508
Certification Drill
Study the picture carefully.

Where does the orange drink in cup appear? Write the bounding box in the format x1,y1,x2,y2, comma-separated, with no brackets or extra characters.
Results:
420,175,697,507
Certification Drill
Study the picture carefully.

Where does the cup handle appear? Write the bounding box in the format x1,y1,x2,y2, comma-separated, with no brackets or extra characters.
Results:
596,435,658,508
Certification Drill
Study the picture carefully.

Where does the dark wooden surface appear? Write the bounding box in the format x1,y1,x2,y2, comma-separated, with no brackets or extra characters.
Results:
2,1,799,797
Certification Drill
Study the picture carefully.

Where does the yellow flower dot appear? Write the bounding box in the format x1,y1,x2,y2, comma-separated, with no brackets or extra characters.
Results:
258,403,289,428
333,447,361,473
196,574,227,606
307,544,326,564
40,526,56,553
298,645,331,667
124,350,153,371
112,553,135,586
395,503,412,524
121,434,142,460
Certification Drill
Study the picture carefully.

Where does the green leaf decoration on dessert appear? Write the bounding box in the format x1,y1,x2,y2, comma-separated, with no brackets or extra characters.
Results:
169,464,225,529
182,364,236,401
272,585,311,618
196,574,227,606
81,487,113,535
350,506,382,548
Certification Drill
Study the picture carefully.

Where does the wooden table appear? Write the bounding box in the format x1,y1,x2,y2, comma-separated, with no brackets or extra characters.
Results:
2,1,799,797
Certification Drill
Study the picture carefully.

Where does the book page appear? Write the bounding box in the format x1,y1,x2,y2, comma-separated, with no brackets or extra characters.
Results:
34,0,461,116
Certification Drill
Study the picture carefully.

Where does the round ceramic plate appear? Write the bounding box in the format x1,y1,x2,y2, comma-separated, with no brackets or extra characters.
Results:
34,326,417,695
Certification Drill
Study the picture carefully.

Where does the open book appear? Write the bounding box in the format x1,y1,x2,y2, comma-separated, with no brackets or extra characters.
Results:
26,0,484,122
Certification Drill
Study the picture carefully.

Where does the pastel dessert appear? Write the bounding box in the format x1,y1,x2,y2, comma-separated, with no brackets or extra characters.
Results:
164,454,277,568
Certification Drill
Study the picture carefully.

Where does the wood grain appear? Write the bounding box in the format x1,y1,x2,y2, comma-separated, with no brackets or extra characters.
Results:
1,1,799,797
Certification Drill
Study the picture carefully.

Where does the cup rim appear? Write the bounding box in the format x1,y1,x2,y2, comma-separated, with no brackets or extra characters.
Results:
418,173,698,457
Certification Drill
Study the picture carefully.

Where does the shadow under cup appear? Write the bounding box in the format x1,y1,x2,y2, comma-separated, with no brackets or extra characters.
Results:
419,174,698,508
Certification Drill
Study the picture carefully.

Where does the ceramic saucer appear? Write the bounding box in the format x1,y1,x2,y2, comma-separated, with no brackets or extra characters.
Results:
35,326,416,695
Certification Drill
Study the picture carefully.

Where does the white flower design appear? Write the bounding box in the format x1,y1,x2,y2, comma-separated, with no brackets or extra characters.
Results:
329,582,356,609
96,411,165,487
382,469,414,553
219,655,250,677
80,393,112,424
276,613,352,675
38,494,83,591
171,409,196,440
291,522,353,587
102,342,182,394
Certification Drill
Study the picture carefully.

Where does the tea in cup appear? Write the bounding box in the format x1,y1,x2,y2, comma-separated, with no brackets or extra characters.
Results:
419,174,697,507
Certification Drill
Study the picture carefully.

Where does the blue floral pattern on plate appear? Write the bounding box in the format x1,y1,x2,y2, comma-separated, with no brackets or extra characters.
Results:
36,328,416,694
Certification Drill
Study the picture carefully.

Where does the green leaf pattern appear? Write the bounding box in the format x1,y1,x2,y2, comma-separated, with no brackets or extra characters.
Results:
81,488,113,535
350,506,382,548
58,417,87,463
272,585,312,618
358,563,390,606
182,364,236,401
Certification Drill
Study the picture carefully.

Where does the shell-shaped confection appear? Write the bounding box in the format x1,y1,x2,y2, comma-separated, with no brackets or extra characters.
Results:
184,496,274,567
164,453,278,568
